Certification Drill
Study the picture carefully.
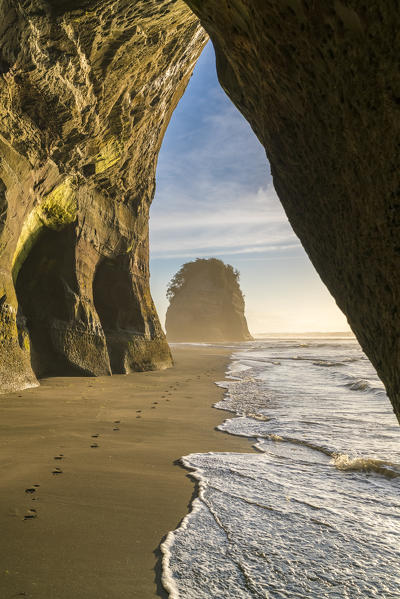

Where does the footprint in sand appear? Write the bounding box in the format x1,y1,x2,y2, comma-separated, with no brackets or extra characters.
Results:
90,443,99,448
136,410,142,413
91,434,100,438
52,467,63,475
31,484,40,497
54,455,63,460
24,508,37,520
25,488,36,495
136,415,141,419
153,402,158,405
113,420,120,424
113,427,120,431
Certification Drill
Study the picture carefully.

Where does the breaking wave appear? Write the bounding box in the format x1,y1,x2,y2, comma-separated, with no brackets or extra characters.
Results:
162,337,400,598
331,453,399,478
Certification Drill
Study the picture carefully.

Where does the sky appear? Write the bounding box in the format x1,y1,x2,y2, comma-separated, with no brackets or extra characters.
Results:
149,43,350,335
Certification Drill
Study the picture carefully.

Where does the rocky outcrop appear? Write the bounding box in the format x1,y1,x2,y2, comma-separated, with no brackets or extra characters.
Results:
165,259,252,342
185,1,400,423
0,0,207,390
1,0,400,426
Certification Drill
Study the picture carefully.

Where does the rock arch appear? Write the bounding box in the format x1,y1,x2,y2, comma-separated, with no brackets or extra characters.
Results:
0,1,398,424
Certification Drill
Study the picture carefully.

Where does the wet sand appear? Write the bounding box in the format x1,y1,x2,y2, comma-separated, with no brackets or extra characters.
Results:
0,345,254,599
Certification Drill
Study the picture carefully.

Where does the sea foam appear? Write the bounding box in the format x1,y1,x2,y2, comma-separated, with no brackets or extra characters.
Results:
162,337,400,598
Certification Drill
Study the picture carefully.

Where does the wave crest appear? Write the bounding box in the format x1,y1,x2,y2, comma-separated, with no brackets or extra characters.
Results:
313,360,344,367
332,453,399,479
347,379,371,391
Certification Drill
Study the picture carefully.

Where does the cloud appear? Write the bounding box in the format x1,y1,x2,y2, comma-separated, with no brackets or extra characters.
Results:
150,42,300,261
150,184,299,259
149,43,349,334
151,245,299,261
151,186,287,230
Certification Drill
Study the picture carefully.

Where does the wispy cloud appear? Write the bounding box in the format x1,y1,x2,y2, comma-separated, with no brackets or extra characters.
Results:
149,43,349,334
151,187,287,231
151,245,299,261
150,46,301,262
150,183,299,258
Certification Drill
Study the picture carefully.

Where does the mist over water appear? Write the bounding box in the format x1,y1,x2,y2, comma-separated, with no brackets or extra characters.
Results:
162,337,400,598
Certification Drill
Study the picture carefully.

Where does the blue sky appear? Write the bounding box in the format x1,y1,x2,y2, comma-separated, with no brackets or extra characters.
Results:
149,43,350,334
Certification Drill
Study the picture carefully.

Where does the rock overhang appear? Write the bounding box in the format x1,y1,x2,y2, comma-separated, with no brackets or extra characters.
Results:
0,0,399,426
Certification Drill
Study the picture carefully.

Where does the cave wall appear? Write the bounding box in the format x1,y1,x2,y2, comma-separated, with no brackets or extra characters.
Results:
185,0,400,422
1,0,400,425
0,0,207,390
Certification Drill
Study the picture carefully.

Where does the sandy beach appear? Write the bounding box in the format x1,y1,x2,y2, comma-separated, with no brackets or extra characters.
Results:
0,345,254,599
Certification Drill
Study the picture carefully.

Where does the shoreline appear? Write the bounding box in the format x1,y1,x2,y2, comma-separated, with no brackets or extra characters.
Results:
0,344,254,599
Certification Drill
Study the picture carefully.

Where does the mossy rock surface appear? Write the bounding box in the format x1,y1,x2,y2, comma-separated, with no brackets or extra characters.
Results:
0,0,206,391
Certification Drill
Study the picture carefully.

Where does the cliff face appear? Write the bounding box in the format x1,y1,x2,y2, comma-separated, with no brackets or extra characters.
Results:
185,1,400,422
165,259,252,342
0,0,207,390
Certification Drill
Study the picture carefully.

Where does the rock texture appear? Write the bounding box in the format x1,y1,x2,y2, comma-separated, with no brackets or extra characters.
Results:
165,259,252,342
1,0,400,426
185,0,400,422
0,0,207,390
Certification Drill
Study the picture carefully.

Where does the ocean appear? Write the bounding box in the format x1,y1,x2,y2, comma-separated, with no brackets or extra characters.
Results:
161,336,400,598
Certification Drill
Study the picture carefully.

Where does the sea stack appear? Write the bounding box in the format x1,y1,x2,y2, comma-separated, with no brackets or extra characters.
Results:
165,258,252,342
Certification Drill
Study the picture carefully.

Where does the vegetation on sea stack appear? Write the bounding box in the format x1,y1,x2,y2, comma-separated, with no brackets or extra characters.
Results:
166,258,251,342
167,258,242,301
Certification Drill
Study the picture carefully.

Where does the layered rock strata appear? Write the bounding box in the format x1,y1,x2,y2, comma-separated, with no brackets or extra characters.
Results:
186,0,400,422
0,0,207,390
166,259,252,342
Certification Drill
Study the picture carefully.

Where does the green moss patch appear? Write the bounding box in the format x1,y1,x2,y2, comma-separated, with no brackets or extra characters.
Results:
94,137,123,174
12,178,77,280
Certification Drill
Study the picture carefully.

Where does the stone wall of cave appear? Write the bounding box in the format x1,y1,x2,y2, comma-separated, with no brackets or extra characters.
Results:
186,0,400,422
0,0,207,391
